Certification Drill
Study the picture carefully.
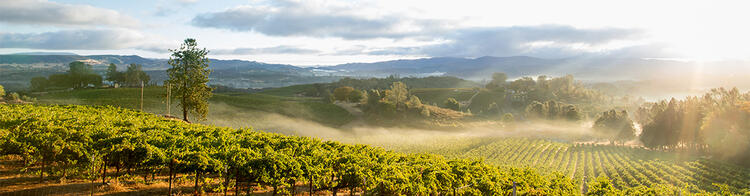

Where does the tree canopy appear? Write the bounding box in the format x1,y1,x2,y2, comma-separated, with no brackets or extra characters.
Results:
167,38,213,122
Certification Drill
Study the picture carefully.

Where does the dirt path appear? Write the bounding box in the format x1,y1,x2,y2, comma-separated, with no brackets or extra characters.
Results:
335,102,367,128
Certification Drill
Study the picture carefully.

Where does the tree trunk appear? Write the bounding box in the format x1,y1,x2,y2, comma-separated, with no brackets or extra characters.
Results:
194,170,200,196
102,157,107,185
235,169,239,196
309,176,314,196
250,180,253,195
289,180,296,196
182,94,189,122
152,168,158,181
39,159,45,183
61,162,67,183
331,173,337,196
168,160,174,196
223,171,228,196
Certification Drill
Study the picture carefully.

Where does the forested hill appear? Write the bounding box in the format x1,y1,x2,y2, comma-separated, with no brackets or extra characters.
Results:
0,54,303,72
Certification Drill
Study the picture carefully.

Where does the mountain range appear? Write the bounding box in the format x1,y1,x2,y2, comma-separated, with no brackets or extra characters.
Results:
2,53,749,90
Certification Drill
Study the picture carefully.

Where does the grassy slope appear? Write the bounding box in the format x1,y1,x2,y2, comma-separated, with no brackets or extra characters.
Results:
256,84,317,97
33,87,353,127
410,88,476,105
259,84,478,104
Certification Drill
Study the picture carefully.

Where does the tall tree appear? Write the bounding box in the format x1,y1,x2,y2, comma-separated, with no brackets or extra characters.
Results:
124,64,150,87
105,63,122,86
167,38,213,122
386,82,408,110
68,61,98,88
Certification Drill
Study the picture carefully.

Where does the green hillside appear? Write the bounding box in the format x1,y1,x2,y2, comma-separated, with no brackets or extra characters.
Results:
33,87,353,127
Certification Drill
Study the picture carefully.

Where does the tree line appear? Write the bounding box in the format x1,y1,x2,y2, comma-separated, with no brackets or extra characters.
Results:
105,63,151,87
634,87,750,166
29,61,151,91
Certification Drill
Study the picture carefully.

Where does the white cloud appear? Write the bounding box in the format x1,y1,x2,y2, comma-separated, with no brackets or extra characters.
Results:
191,0,444,40
0,29,169,50
0,0,139,27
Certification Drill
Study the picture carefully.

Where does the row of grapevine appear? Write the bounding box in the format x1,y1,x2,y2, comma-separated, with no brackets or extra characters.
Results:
0,104,583,195
450,138,750,194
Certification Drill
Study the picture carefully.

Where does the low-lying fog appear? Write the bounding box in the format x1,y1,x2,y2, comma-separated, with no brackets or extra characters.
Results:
200,103,626,153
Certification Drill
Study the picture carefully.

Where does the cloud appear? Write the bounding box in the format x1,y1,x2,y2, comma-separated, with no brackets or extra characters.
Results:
191,1,646,58
191,1,439,39
0,0,139,27
332,25,644,58
176,0,198,4
419,25,643,58
212,45,321,55
0,29,163,50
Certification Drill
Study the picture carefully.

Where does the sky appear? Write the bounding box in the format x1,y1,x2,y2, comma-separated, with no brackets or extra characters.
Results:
0,0,749,66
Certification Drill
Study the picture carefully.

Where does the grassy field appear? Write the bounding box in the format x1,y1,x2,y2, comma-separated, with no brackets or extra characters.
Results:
258,84,478,104
33,87,354,127
410,88,476,105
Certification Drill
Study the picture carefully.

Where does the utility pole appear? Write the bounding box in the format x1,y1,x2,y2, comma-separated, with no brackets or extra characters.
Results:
140,80,144,112
166,82,171,116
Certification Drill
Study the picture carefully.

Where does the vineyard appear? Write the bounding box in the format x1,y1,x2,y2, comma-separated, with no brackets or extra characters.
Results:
0,104,577,195
0,104,747,195
382,137,750,194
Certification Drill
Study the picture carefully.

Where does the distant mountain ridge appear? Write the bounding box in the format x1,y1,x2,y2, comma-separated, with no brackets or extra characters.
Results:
2,54,748,83
0,54,302,72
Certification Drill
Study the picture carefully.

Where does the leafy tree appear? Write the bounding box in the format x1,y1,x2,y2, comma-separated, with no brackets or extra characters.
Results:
594,110,636,144
67,61,101,88
485,72,508,91
0,84,4,98
333,86,354,101
167,38,213,122
348,89,364,103
5,92,19,102
444,98,460,111
68,61,93,76
386,82,408,109
105,63,124,86
124,64,150,87
30,77,48,91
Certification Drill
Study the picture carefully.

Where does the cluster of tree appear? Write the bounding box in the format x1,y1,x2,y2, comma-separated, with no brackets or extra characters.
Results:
0,84,35,104
105,63,151,87
524,100,582,121
636,87,750,166
467,72,607,118
0,104,583,195
30,61,102,91
332,86,365,103
334,75,479,90
302,75,479,98
362,82,431,118
593,110,636,144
